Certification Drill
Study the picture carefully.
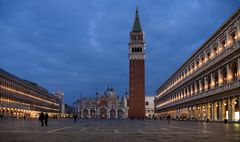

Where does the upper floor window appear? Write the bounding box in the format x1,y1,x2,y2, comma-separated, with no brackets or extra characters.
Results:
145,101,149,106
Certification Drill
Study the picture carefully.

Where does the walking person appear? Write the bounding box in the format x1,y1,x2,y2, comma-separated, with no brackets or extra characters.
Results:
44,113,48,126
74,114,77,123
39,112,45,126
0,113,3,120
167,114,171,126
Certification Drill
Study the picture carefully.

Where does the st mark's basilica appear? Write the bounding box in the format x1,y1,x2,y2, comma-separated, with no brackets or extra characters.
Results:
73,87,128,119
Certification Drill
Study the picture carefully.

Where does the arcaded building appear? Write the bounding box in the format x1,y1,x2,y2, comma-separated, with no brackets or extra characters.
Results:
0,68,60,118
73,87,128,119
155,9,240,122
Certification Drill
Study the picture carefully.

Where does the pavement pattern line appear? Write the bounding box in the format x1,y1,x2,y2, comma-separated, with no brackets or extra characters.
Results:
47,125,81,133
47,121,94,133
114,129,119,134
0,130,207,135
137,130,145,134
146,122,212,133
80,128,88,132
167,125,212,133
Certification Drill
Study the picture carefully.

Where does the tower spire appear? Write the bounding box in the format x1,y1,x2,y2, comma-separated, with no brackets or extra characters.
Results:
132,7,142,32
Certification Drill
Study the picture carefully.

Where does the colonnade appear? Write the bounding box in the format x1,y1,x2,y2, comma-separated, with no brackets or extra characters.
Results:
176,96,240,121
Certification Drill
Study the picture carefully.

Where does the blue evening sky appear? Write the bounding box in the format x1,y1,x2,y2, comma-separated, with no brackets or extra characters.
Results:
0,0,239,104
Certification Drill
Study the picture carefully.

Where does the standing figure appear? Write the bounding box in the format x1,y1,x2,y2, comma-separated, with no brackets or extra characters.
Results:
39,112,45,126
0,113,3,120
44,113,49,126
74,114,77,123
167,114,171,125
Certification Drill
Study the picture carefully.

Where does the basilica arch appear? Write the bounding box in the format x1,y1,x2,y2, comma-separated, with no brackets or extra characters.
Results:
117,109,124,119
83,109,88,118
110,109,116,119
99,107,107,119
90,109,96,118
97,99,108,107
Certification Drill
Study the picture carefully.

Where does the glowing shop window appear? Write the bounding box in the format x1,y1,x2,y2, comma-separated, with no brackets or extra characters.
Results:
226,111,228,120
235,112,239,121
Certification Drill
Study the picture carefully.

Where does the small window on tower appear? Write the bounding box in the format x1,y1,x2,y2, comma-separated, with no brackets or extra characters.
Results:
136,36,138,40
145,101,149,105
136,48,139,52
132,48,134,52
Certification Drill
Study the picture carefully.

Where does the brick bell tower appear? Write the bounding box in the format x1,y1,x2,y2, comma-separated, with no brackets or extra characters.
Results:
128,7,145,119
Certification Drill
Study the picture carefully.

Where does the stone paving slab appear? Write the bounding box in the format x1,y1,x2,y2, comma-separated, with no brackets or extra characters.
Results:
0,119,239,142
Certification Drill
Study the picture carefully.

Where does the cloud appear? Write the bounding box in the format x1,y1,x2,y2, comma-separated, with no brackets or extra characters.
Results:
0,0,239,104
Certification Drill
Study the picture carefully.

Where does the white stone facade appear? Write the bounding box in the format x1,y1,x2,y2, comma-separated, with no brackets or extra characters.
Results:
54,90,65,117
145,96,155,118
73,87,128,119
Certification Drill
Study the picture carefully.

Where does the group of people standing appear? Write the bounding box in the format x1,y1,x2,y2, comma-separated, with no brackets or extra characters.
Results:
39,112,48,126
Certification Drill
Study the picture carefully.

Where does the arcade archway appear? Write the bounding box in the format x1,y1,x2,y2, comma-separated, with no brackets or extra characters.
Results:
117,109,124,119
99,107,107,119
83,109,88,118
110,109,116,119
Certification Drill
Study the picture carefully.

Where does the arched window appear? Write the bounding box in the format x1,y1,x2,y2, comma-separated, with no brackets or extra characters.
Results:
145,101,149,106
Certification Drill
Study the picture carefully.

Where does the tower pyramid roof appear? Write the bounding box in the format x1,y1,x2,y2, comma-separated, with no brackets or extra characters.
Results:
132,7,142,32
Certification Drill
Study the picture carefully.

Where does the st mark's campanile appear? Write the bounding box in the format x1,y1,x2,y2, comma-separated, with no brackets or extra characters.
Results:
128,7,145,119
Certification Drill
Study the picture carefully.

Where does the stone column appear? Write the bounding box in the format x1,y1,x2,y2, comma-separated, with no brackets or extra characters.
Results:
190,84,193,97
199,79,202,93
204,52,208,63
186,86,189,98
226,30,232,48
218,69,223,86
228,97,232,121
204,104,208,120
236,20,240,40
87,109,90,118
107,109,110,119
199,104,202,120
211,73,215,89
180,90,182,100
210,45,215,59
115,110,118,119
222,101,226,120
219,101,222,121
182,90,184,99
207,102,211,120
194,106,198,119
204,76,208,91
214,102,218,121
183,88,185,98
193,82,197,95
238,96,240,121
177,92,179,100
232,99,236,121
227,64,233,83
217,38,223,53
238,58,240,79
211,102,214,120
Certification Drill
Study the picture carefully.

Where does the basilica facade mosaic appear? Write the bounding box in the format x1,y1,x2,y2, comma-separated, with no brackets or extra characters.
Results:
73,87,128,119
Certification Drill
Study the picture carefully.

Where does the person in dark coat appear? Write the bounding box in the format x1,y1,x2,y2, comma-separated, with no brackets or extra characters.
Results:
74,114,77,123
39,112,45,126
44,113,49,126
167,114,171,125
0,113,3,120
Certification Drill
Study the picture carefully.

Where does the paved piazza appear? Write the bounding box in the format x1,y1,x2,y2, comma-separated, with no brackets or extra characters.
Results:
0,119,240,142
